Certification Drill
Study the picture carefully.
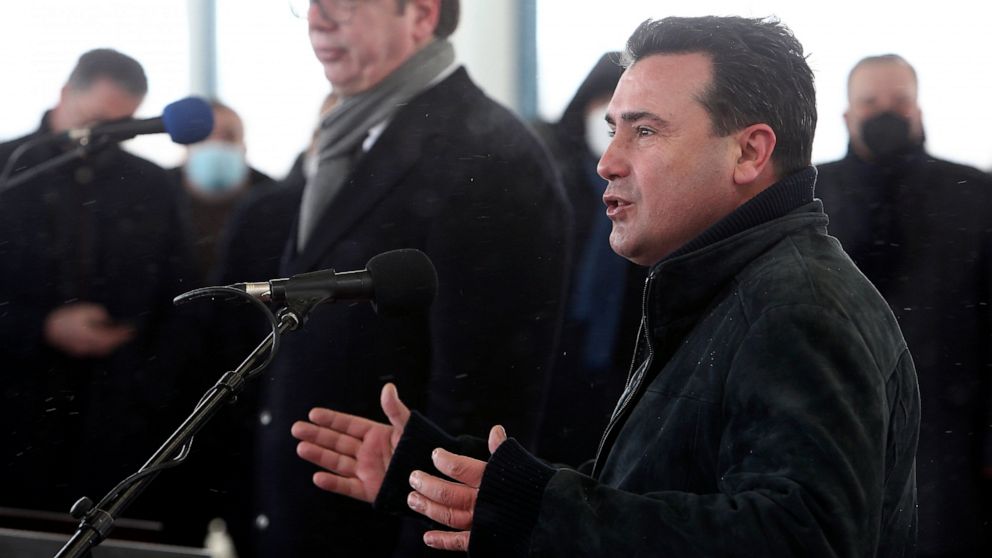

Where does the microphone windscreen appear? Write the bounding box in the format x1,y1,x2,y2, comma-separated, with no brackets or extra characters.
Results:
366,249,438,317
162,97,214,144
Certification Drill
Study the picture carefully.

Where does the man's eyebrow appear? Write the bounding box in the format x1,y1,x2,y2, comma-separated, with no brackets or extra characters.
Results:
605,111,669,127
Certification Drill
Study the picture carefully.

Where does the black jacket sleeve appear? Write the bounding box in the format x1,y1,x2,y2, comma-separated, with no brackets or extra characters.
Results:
375,411,490,517
469,306,917,557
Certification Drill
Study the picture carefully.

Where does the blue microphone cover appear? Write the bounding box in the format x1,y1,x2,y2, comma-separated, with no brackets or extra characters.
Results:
162,97,214,144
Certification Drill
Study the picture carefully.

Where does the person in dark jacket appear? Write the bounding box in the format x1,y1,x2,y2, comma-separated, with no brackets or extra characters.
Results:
0,49,196,518
815,54,992,558
210,1,570,557
168,100,272,282
291,16,921,557
532,53,647,466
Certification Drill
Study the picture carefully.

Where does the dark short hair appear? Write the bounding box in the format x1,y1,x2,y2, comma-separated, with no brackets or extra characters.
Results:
66,48,148,97
847,54,917,95
395,0,459,38
622,16,817,176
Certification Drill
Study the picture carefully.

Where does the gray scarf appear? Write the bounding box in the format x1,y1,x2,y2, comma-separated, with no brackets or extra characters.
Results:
297,39,456,250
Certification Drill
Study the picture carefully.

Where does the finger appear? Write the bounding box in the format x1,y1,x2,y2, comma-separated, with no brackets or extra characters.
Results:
308,407,376,439
291,420,362,456
431,448,486,488
78,303,111,322
96,327,134,349
380,383,410,429
312,471,371,502
410,470,477,510
488,425,507,454
423,529,470,552
407,491,474,530
82,328,133,356
296,440,358,477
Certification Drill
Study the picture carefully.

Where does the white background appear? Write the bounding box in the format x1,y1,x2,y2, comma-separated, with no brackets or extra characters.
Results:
537,1,992,169
2,1,991,176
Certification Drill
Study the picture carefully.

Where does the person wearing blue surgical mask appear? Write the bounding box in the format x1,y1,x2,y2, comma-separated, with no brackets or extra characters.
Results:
171,100,272,281
186,140,250,195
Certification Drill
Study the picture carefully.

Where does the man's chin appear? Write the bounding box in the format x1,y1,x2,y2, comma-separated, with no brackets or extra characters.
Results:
609,238,640,266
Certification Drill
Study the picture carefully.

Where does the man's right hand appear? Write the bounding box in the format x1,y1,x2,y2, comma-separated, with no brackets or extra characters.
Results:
43,302,135,358
291,383,410,503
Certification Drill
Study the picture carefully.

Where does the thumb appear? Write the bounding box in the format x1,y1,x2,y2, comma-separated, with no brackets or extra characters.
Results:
488,425,507,454
381,383,411,430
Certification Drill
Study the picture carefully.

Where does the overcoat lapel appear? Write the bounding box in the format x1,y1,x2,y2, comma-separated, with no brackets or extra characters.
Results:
280,68,468,276
282,110,432,276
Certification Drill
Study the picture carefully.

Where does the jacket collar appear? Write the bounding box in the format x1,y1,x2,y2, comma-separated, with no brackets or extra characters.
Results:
841,142,930,178
645,167,823,335
16,110,123,171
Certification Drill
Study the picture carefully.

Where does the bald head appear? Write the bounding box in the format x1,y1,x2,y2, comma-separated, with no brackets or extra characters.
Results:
843,55,924,160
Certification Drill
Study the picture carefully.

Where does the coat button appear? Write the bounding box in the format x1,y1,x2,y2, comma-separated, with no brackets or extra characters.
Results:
254,514,269,530
259,410,272,426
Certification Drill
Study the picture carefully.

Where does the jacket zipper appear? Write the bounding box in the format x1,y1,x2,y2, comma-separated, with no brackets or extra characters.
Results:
592,271,657,476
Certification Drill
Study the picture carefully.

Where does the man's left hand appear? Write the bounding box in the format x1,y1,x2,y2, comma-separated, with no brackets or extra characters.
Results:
407,425,507,551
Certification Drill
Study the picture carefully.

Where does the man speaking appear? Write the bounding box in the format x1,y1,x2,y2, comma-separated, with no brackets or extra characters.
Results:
292,15,920,557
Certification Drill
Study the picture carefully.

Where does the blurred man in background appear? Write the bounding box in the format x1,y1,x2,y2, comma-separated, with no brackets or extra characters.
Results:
171,100,272,282
0,48,195,520
212,0,571,556
816,54,992,557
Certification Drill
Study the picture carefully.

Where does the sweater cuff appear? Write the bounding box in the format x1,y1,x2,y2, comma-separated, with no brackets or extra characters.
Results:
374,410,460,515
469,438,557,557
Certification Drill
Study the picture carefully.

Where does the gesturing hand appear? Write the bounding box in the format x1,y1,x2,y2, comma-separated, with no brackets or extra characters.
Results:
407,425,508,551
291,383,410,503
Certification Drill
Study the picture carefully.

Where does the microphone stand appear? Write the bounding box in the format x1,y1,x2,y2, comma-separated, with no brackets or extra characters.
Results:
0,135,114,194
53,293,311,558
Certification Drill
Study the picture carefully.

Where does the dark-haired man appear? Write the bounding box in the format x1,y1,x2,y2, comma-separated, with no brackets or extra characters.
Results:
291,16,920,557
0,49,194,516
816,54,992,558
218,0,569,556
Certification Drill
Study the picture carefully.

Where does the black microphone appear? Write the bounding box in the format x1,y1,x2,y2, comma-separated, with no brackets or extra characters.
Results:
61,96,214,146
233,249,438,317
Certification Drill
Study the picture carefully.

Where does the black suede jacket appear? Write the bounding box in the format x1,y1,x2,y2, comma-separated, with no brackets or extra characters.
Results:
378,168,920,557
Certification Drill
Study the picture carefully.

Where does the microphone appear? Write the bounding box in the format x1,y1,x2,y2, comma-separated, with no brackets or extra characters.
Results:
233,249,438,317
63,96,214,146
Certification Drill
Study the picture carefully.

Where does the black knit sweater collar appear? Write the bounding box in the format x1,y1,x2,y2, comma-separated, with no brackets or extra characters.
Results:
645,167,823,332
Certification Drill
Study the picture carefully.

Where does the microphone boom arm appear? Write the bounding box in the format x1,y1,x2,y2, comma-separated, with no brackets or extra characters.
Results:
0,136,112,194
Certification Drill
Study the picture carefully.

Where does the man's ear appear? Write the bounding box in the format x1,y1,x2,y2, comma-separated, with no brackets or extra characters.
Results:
409,0,441,44
733,123,776,186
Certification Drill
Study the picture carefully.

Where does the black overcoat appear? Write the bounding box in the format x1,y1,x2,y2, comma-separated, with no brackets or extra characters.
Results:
816,148,992,556
0,120,196,514
215,68,571,557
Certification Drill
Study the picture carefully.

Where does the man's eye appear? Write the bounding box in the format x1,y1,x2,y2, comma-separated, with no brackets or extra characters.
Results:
637,126,654,136
607,129,616,138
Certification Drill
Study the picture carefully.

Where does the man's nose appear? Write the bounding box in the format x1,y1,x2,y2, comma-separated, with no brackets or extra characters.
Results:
597,140,628,181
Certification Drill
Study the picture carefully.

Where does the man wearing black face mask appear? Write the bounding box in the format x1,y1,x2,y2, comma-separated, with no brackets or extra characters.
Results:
816,54,992,558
